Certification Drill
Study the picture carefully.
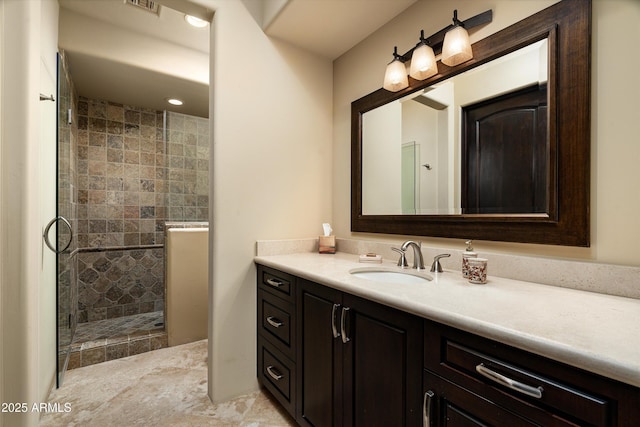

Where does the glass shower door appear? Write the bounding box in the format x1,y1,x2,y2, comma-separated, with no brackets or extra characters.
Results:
55,53,76,387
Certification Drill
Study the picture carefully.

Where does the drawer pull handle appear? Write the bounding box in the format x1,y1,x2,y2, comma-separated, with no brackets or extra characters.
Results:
266,278,284,288
266,316,283,328
476,363,543,399
423,390,435,427
331,303,341,338
266,365,283,381
340,307,351,343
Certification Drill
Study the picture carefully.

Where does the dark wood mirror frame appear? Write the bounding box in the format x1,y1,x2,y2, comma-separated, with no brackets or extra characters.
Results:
351,0,591,246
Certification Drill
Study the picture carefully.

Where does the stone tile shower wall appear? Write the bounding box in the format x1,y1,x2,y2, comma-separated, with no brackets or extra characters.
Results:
76,98,209,323
78,248,164,322
165,111,209,222
76,97,165,249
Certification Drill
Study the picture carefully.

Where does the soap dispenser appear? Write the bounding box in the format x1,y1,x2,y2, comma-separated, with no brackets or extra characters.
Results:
462,240,477,278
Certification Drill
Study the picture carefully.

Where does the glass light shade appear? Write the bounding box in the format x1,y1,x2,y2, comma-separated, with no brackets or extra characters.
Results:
383,59,409,92
409,43,437,80
442,25,473,66
185,15,209,28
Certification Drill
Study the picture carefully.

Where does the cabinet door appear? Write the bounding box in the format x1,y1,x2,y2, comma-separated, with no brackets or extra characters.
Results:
342,294,423,427
423,370,540,427
297,279,343,427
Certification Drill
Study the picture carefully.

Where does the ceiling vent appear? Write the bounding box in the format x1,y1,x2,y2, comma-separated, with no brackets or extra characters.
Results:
124,0,160,16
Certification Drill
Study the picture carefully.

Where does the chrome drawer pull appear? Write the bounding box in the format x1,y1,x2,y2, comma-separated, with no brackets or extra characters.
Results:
476,363,543,399
423,390,435,427
266,316,283,328
266,278,284,288
266,365,283,381
340,307,351,343
331,303,341,338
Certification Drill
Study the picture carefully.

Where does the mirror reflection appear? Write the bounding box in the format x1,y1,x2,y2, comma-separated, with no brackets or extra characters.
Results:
362,39,548,216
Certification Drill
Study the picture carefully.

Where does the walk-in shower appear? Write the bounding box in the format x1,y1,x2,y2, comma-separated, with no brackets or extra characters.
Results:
56,52,209,382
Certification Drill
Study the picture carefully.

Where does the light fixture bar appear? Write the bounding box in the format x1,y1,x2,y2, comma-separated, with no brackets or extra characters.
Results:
396,9,492,63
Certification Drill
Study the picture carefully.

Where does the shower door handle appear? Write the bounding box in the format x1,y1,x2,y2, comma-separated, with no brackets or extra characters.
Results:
43,216,73,254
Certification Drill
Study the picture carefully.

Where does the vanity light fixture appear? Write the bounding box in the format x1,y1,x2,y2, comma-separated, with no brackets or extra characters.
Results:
383,47,409,92
383,9,493,92
185,14,209,28
166,98,183,106
441,10,473,67
409,30,437,81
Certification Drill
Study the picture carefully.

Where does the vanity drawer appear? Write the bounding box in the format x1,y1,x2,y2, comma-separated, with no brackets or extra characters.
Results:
258,289,295,359
424,321,612,426
258,336,295,417
258,265,295,302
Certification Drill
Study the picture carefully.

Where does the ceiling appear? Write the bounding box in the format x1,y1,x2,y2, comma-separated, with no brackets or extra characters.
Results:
58,0,417,118
263,0,417,60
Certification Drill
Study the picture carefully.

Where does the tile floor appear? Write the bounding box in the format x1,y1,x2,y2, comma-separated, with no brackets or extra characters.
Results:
68,311,167,369
43,339,297,426
72,310,164,343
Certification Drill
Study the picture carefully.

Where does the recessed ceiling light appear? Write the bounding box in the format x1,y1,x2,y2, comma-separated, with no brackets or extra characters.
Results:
167,98,183,106
185,15,209,28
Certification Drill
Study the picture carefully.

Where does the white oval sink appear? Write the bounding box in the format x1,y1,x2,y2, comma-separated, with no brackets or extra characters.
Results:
349,268,432,284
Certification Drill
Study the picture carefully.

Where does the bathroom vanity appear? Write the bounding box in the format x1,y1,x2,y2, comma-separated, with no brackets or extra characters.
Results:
255,252,640,427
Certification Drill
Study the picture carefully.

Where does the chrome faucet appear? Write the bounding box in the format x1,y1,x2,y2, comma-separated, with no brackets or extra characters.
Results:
391,247,409,268
400,240,425,270
430,253,451,273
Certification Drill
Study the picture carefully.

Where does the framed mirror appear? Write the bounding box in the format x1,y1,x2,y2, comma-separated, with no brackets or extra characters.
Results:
351,0,591,246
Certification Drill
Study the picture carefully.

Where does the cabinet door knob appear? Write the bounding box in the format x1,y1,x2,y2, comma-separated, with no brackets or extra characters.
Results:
341,307,351,343
476,363,543,399
423,390,435,427
266,365,283,381
266,316,283,328
331,303,341,338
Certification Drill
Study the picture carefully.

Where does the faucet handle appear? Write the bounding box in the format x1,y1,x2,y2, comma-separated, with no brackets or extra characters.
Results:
391,247,409,268
430,253,451,273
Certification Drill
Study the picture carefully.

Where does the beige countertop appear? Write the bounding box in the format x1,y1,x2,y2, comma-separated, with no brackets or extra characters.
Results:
255,251,640,388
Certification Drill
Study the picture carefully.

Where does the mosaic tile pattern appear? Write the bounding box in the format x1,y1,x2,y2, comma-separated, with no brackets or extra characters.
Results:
77,248,164,323
68,311,166,370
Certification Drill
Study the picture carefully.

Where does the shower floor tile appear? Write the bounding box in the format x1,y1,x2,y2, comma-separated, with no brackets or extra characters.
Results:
72,310,164,348
67,311,167,370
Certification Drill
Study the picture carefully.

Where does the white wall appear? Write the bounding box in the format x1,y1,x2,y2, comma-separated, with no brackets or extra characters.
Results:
39,0,59,406
402,100,437,212
0,0,59,425
592,0,640,265
333,0,640,266
0,0,4,418
200,0,333,402
362,102,401,214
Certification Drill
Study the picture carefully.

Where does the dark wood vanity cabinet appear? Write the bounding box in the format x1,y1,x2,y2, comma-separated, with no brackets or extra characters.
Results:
296,278,423,427
257,264,422,426
422,321,640,426
257,264,639,427
257,265,298,417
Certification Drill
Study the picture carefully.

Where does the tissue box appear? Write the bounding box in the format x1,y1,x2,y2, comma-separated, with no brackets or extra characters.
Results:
318,236,336,254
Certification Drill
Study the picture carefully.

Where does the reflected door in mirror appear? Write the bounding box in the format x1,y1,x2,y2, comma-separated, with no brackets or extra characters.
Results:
463,84,548,214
